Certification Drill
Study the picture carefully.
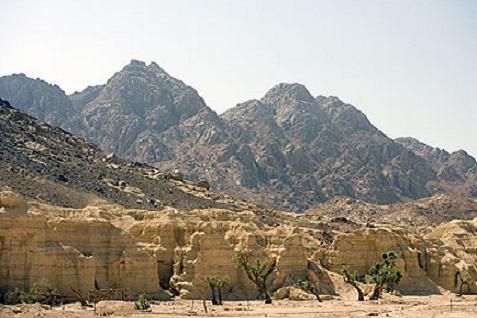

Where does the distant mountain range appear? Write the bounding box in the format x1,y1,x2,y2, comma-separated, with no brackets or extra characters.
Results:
1,60,476,211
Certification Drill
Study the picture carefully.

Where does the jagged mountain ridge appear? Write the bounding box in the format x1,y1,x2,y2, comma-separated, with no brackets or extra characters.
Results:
0,73,76,127
1,60,476,211
396,137,477,198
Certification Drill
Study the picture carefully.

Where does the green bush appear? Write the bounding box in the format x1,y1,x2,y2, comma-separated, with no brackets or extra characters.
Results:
368,251,402,300
133,294,151,311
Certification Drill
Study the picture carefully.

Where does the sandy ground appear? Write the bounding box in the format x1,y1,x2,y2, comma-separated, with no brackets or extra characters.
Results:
1,295,477,318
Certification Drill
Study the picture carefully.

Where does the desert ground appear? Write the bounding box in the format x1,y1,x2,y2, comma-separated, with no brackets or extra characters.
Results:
1,295,477,318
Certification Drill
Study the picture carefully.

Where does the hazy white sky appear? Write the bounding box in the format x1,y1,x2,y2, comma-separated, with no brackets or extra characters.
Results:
1,0,476,156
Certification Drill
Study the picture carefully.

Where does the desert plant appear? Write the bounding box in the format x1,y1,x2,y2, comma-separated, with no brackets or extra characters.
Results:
234,250,276,304
15,281,61,305
368,251,402,300
202,276,229,305
342,267,365,301
133,294,151,311
295,279,322,302
455,272,469,296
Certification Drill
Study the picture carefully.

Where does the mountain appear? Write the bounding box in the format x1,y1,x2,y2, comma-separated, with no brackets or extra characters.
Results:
396,137,477,197
0,73,75,127
1,60,476,211
218,83,442,209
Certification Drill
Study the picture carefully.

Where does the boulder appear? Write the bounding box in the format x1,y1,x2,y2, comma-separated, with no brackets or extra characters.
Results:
95,301,135,316
289,287,316,301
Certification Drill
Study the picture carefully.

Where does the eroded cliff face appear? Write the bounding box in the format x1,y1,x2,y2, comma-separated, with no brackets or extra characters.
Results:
0,192,311,300
320,225,477,294
1,191,476,300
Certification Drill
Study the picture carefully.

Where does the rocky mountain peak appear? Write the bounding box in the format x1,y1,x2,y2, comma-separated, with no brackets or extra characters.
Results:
0,73,73,127
261,83,315,105
121,59,169,77
448,150,476,171
128,59,146,67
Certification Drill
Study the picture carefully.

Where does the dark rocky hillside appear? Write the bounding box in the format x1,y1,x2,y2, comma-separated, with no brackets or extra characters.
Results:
0,98,254,212
1,60,476,211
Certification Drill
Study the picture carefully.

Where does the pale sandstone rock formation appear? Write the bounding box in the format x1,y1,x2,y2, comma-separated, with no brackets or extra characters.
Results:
319,224,477,295
0,191,476,301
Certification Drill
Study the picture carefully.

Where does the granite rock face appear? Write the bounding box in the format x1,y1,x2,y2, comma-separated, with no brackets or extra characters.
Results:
219,85,438,209
1,62,476,211
0,74,75,127
397,137,477,197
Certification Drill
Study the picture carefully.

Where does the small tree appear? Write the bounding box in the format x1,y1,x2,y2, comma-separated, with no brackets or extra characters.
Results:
368,251,402,300
342,267,364,301
202,276,229,305
133,294,151,311
455,272,469,297
234,250,276,304
295,279,322,302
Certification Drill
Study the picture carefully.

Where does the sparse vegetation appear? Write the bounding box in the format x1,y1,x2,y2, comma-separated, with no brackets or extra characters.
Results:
234,249,277,304
368,251,402,300
133,294,151,311
342,267,365,301
295,279,322,302
342,251,402,301
14,281,61,306
202,276,230,305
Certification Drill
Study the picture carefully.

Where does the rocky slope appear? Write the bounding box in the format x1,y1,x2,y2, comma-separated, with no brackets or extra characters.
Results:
306,194,477,227
0,98,257,212
1,61,476,211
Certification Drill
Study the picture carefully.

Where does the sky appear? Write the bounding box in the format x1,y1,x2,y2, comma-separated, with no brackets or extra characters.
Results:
1,0,476,156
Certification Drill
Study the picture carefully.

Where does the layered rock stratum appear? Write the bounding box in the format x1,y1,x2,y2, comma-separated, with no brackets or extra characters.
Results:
1,61,476,211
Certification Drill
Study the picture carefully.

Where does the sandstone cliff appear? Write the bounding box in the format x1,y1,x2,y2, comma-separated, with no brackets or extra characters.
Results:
1,191,476,301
